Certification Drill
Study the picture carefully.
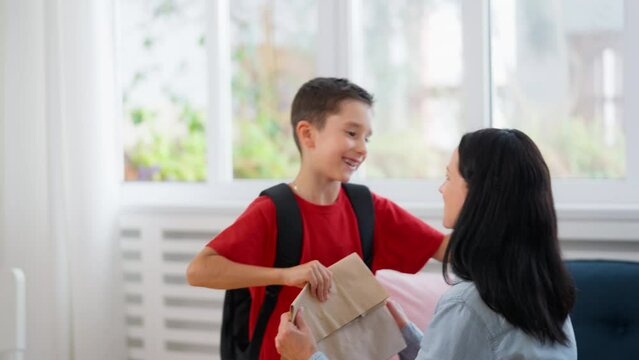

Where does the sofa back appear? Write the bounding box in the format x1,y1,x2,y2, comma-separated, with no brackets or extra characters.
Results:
566,260,639,359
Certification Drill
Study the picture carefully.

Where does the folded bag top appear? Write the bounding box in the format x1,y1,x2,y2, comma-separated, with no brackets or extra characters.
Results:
290,253,390,341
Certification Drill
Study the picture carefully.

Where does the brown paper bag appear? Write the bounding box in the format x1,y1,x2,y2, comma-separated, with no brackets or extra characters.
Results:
290,253,406,359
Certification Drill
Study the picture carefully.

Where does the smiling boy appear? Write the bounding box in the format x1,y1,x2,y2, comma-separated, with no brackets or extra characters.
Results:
187,78,447,360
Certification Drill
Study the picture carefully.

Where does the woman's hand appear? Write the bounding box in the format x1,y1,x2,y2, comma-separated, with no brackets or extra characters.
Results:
281,260,332,302
386,298,410,329
275,307,318,360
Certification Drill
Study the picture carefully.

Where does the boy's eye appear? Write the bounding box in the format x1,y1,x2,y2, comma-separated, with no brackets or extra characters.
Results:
346,131,357,137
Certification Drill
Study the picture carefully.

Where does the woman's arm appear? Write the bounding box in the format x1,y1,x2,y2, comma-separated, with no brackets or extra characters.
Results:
432,234,450,262
387,299,424,360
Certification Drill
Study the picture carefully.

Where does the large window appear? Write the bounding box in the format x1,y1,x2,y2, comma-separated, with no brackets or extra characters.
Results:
491,0,625,178
118,0,637,206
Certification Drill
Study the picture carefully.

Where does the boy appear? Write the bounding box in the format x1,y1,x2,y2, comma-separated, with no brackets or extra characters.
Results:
187,78,447,359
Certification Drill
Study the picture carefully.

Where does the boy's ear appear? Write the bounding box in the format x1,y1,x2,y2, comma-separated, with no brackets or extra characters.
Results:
296,120,315,149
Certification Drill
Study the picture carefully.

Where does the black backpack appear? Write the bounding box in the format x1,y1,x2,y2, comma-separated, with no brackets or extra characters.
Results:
220,182,375,360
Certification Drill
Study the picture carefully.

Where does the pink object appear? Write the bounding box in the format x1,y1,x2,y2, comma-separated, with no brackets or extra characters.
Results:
376,269,450,359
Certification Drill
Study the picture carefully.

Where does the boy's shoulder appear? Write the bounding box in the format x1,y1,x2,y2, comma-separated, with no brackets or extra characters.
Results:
236,194,277,220
252,193,276,206
367,190,398,210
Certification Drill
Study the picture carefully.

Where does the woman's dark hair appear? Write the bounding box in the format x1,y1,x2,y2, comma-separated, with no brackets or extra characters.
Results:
442,128,575,344
290,77,374,152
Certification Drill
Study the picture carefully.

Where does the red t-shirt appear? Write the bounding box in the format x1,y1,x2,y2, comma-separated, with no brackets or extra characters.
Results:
208,187,444,360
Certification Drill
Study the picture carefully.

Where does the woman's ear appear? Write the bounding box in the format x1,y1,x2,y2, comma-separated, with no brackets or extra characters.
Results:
296,120,315,149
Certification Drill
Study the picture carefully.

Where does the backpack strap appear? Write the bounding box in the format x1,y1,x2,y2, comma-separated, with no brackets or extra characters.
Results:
261,183,304,268
248,183,303,359
342,183,375,268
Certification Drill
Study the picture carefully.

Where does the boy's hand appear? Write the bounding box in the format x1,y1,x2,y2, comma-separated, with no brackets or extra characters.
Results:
282,260,332,301
275,307,318,360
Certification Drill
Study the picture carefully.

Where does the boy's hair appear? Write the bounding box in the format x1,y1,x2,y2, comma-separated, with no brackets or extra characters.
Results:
290,77,374,152
443,128,576,345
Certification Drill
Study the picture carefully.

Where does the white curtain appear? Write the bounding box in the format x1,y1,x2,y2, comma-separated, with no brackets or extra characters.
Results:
2,0,125,359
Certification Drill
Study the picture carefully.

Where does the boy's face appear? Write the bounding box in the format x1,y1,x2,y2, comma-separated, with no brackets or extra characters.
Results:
305,100,373,183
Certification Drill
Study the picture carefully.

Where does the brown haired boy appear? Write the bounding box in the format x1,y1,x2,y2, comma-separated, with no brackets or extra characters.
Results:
187,78,447,359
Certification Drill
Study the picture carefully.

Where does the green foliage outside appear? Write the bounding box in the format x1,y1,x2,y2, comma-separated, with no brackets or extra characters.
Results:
229,1,310,179
123,0,207,182
526,117,625,179
366,129,449,179
230,51,301,179
126,100,206,181
233,120,299,178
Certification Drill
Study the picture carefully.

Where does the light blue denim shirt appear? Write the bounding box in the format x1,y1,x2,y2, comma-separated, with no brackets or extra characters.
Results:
310,281,577,360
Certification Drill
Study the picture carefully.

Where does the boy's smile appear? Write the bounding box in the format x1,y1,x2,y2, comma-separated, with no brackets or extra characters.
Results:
343,156,361,171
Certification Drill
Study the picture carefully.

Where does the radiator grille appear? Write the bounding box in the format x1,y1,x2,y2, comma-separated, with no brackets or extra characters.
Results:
119,213,235,360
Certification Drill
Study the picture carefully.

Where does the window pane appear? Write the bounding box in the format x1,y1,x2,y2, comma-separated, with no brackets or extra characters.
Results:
360,0,464,179
491,0,625,178
120,0,207,182
230,0,317,179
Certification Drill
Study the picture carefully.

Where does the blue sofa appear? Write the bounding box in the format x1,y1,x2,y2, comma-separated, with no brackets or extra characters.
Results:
566,260,639,360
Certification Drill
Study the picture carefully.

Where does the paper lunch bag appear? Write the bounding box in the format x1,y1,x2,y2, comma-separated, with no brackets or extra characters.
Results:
290,253,406,359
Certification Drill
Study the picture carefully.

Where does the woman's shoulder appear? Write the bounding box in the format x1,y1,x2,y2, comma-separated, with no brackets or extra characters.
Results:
439,281,480,304
438,282,502,329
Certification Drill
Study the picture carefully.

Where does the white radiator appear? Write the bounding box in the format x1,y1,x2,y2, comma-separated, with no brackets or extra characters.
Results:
119,211,238,360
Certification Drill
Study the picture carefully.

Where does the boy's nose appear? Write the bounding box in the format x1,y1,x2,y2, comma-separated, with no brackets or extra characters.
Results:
355,139,367,156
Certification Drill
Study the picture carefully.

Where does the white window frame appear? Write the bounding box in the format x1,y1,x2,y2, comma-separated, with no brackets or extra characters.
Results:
120,0,639,214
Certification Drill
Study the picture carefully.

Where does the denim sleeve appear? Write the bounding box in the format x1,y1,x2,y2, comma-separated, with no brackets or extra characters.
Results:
308,351,330,360
398,322,424,360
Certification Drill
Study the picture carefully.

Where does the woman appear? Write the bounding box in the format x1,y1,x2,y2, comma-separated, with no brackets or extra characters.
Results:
275,128,577,359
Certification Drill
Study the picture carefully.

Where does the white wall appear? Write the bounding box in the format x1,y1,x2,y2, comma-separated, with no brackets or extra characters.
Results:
1,0,6,266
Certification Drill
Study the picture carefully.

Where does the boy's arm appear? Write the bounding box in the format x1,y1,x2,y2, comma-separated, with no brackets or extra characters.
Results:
186,247,333,301
432,234,450,262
